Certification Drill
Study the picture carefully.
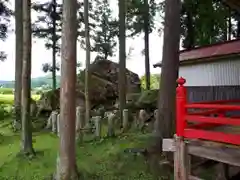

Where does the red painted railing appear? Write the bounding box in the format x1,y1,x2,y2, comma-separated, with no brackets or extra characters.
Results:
176,77,240,145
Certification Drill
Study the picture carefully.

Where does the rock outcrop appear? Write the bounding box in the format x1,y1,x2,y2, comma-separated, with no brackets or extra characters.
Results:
36,59,141,115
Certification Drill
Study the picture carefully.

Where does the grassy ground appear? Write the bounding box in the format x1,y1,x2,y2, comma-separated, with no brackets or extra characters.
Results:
0,120,163,180
0,94,215,180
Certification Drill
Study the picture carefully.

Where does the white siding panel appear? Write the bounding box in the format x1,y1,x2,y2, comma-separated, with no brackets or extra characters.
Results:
179,59,240,86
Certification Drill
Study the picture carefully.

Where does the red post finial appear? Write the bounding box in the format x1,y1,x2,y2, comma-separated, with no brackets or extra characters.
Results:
177,77,186,86
176,77,187,137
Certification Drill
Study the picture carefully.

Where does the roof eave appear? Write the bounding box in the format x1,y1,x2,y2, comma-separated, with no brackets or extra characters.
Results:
153,53,240,68
223,0,240,12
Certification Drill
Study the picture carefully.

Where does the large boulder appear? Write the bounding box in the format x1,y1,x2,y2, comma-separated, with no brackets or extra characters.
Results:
36,88,85,117
78,59,141,109
37,59,141,114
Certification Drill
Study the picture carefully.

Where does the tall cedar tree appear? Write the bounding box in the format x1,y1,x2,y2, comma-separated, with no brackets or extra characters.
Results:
32,0,61,106
14,0,23,126
92,0,118,60
55,0,79,178
118,0,126,127
21,0,35,155
148,0,181,176
126,0,157,90
84,0,91,128
143,0,150,90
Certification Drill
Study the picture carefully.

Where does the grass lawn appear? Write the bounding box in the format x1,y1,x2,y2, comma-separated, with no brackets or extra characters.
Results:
0,120,162,180
0,94,40,105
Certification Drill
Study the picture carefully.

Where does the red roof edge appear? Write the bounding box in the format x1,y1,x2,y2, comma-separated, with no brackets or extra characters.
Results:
153,39,240,68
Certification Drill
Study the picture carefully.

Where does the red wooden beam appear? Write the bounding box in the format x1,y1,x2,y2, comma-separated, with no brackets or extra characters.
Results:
186,104,240,110
184,129,240,145
185,115,240,126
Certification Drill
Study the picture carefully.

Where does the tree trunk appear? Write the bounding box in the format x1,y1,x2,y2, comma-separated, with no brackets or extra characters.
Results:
144,0,150,90
185,9,195,49
148,0,181,176
157,0,181,150
21,0,35,155
51,0,57,110
84,0,91,127
55,0,79,178
14,0,23,127
228,8,231,41
237,20,240,38
118,0,126,127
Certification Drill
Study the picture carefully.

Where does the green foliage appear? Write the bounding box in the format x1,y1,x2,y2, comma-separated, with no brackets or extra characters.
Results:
32,0,62,76
140,74,160,90
42,62,60,73
136,89,158,108
0,0,12,61
126,0,158,37
91,0,118,59
32,0,62,52
177,0,235,49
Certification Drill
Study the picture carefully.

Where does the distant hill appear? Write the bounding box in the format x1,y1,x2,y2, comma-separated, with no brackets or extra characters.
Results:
0,74,60,89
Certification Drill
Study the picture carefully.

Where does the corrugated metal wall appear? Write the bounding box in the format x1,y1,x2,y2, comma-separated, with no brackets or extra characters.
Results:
179,59,240,86
187,86,240,116
187,86,240,102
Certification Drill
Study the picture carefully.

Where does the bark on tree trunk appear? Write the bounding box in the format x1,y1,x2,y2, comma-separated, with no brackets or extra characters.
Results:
144,0,150,90
84,0,91,127
14,0,23,127
118,0,126,127
55,0,79,179
21,0,35,155
148,0,181,176
237,20,240,38
185,9,194,49
228,7,232,41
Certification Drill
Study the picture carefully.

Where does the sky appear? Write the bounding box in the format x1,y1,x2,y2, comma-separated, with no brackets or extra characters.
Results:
0,0,163,81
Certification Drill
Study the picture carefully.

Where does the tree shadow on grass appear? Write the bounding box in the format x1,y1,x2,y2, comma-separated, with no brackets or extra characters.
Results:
0,121,12,129
0,149,51,179
0,134,19,146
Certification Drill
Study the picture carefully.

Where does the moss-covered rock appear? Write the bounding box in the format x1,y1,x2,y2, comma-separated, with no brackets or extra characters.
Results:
136,90,158,109
126,90,159,111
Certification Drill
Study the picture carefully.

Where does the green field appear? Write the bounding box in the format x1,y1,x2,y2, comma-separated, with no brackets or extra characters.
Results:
0,94,40,105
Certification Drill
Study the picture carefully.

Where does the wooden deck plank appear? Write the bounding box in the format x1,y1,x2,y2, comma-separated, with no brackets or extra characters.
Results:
187,140,240,167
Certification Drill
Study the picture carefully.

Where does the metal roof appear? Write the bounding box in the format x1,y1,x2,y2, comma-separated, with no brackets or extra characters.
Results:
153,39,240,68
223,0,240,12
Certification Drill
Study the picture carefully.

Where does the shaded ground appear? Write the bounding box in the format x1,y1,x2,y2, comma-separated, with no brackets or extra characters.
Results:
0,120,162,180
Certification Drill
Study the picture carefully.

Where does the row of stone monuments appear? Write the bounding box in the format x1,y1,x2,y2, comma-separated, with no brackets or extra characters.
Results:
45,107,133,141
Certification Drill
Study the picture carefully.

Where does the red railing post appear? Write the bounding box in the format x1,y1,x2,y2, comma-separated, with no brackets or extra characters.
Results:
176,77,187,137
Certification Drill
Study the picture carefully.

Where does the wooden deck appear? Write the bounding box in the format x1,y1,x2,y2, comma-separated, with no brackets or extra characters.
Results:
185,124,240,166
186,139,240,167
